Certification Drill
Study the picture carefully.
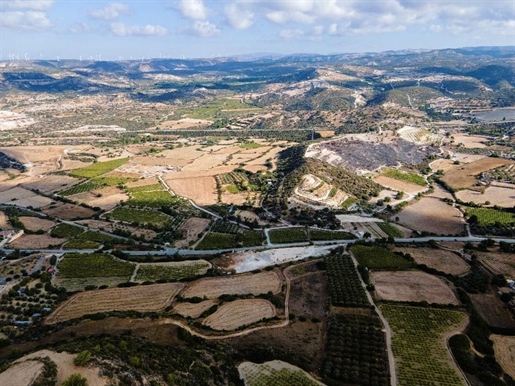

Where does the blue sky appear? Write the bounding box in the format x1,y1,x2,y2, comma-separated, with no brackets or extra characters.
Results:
0,0,514,60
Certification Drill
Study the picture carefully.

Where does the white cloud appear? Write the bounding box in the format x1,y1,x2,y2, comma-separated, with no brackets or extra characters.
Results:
2,0,54,11
177,0,207,20
110,22,167,36
224,3,254,29
1,11,52,30
279,28,304,39
69,22,90,34
187,20,220,37
90,3,129,20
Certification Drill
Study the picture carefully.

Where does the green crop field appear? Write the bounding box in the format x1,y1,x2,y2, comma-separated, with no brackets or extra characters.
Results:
126,183,164,193
195,232,237,250
239,142,262,149
382,167,427,186
466,207,515,225
309,229,356,241
325,254,370,307
50,223,85,238
376,222,404,238
127,191,177,208
62,239,100,250
135,260,211,282
75,231,118,244
381,305,467,386
269,228,308,244
69,158,129,178
351,245,413,270
241,362,321,386
57,253,135,278
105,207,171,228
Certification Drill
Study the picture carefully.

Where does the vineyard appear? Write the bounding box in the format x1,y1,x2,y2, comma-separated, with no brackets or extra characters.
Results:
62,239,100,249
397,126,440,144
239,361,323,386
216,171,258,193
196,229,265,250
105,207,172,229
382,167,427,186
69,158,129,178
50,223,84,238
269,228,308,244
127,191,178,208
323,314,389,386
381,305,467,386
325,254,370,307
309,229,356,241
134,260,211,282
56,253,135,279
60,176,136,196
376,222,404,238
350,245,413,270
126,183,163,193
465,207,515,225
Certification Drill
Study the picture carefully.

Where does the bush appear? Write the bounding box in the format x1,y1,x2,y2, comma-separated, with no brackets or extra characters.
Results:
74,350,91,366
62,373,88,386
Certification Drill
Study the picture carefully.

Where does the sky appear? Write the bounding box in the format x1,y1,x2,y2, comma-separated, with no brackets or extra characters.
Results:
0,0,514,60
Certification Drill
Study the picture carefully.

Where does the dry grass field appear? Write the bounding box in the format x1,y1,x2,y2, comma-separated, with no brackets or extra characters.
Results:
455,186,515,207
393,197,465,235
393,247,470,275
9,234,66,249
470,293,515,329
453,134,489,148
182,271,282,299
203,299,276,331
0,211,12,230
19,217,56,232
166,175,218,205
491,335,515,379
0,359,44,386
371,271,459,305
440,158,514,191
69,186,129,211
42,203,96,220
374,175,426,194
21,175,79,194
173,299,218,318
174,217,211,248
0,186,37,202
477,251,515,277
46,283,185,324
427,183,455,200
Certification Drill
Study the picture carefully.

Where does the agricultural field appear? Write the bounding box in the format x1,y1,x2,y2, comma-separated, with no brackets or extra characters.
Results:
9,234,65,249
62,239,100,249
374,175,427,194
0,187,53,208
173,299,218,319
174,217,211,248
381,167,426,186
45,283,184,324
456,186,515,207
477,250,515,277
393,247,470,275
469,292,515,329
127,190,177,208
105,207,172,228
181,271,282,299
195,229,265,250
323,314,389,386
56,253,135,279
397,126,440,144
18,216,56,232
59,176,135,196
350,245,413,270
491,335,515,379
393,197,465,235
50,223,84,238
376,222,404,238
325,254,369,307
42,203,96,220
381,305,467,386
480,164,515,184
308,229,355,241
269,228,308,244
465,207,515,225
134,260,211,282
202,299,276,331
69,157,129,178
371,271,460,305
239,361,324,386
440,158,513,191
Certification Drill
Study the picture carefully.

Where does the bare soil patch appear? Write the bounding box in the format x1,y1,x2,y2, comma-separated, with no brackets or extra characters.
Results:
374,175,426,194
46,283,185,324
182,271,282,299
203,299,276,331
70,186,129,211
21,175,79,194
393,246,470,276
455,186,515,207
371,271,459,305
174,217,211,248
0,211,12,230
469,292,515,329
21,350,107,386
430,159,456,173
0,359,43,386
477,250,515,277
19,216,56,232
0,187,36,202
392,197,465,235
166,176,217,205
173,300,218,318
427,183,454,200
125,176,159,188
9,234,65,249
453,134,489,148
491,335,515,379
42,203,96,220
440,158,514,191
289,271,327,320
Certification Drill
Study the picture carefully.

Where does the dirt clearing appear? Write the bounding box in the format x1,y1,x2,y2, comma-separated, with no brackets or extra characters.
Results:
42,203,96,220
393,197,465,235
46,283,184,324
166,176,218,205
182,271,282,299
491,335,515,379
372,271,459,305
203,299,276,330
393,247,470,275
0,359,43,386
440,158,513,191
